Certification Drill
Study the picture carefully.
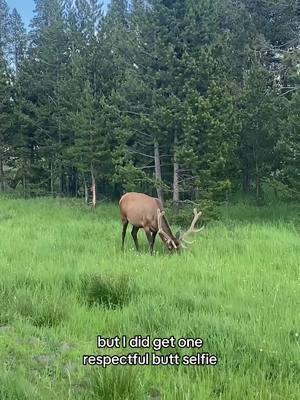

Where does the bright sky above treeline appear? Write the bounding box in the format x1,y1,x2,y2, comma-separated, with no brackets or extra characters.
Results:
7,0,110,28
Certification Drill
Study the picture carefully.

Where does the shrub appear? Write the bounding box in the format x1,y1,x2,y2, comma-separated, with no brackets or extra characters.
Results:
16,289,68,327
87,367,143,400
80,273,133,309
165,199,220,228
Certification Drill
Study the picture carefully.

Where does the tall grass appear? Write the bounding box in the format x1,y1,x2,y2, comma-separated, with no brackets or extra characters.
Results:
0,197,299,399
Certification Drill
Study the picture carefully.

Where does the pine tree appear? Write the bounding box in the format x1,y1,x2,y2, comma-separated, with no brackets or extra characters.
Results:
0,0,10,58
238,64,283,203
273,90,300,200
67,79,112,206
22,0,69,195
0,0,298,203
9,8,27,73
0,54,12,191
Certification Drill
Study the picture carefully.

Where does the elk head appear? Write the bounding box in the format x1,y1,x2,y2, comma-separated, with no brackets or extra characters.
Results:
157,207,204,251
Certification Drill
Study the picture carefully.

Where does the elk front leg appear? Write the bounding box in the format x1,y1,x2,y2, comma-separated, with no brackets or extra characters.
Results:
150,231,158,255
121,221,128,252
145,229,157,255
131,226,140,251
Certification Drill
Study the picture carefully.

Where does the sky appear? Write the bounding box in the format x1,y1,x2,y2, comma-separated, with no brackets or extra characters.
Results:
7,0,110,28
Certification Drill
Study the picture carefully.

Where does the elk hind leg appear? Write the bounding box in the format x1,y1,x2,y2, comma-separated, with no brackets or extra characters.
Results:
121,221,128,252
131,226,140,251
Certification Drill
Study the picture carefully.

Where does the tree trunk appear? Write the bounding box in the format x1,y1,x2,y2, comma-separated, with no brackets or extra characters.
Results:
50,161,54,197
0,157,4,192
75,172,78,197
91,172,96,209
154,138,164,206
254,144,262,205
255,160,262,206
23,175,26,198
173,127,179,213
66,174,70,197
84,177,88,205
58,119,63,196
242,170,250,192
256,171,261,206
58,166,63,195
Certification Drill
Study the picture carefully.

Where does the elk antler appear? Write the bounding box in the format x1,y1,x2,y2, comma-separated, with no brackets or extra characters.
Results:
157,209,178,249
180,208,204,243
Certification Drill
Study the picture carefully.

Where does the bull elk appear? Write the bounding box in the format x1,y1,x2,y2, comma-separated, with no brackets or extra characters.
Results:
119,192,203,254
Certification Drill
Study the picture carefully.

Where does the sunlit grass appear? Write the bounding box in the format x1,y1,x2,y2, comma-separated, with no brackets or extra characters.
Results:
0,197,299,399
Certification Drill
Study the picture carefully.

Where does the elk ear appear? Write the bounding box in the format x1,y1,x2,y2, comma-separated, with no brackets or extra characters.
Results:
175,230,180,240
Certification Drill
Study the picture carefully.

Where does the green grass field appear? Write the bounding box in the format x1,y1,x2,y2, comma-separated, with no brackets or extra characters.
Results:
0,197,299,399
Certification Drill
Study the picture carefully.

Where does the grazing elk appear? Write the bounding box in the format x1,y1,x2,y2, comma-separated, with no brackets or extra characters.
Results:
119,192,203,254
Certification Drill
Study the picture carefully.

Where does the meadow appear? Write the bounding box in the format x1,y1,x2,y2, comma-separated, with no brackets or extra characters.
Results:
0,197,299,399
